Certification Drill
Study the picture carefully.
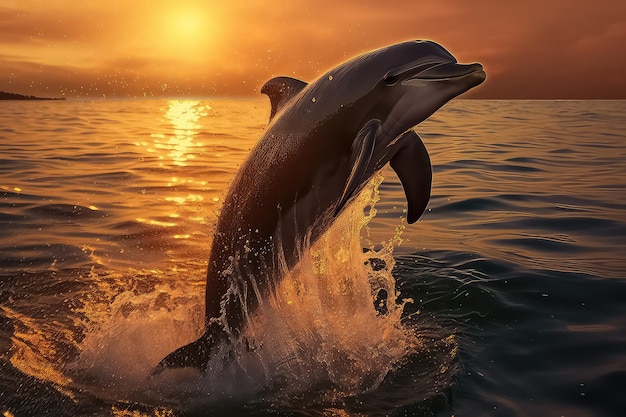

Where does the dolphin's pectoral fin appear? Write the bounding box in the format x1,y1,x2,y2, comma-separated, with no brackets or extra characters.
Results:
151,322,225,376
334,119,381,217
390,130,432,224
261,76,308,121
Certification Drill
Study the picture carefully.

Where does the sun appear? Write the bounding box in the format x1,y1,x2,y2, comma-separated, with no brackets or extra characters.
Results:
171,9,204,41
149,5,218,61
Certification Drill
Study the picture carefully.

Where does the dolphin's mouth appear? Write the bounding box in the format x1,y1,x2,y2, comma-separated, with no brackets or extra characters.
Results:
384,60,486,87
407,62,485,82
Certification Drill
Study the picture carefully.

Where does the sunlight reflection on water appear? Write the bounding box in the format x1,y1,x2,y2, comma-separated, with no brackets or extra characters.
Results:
154,100,208,167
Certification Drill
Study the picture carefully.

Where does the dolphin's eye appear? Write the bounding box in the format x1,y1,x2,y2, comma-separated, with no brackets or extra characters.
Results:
383,73,399,86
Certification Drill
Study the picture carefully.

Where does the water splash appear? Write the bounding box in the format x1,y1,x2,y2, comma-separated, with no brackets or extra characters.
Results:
243,177,410,396
4,173,458,413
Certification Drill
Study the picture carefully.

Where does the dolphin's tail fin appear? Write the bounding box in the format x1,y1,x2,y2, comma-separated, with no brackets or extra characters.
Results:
151,322,226,376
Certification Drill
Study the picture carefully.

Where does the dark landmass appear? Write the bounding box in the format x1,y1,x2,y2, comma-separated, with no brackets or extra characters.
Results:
0,91,65,101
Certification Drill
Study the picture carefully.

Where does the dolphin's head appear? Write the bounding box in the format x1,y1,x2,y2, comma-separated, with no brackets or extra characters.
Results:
367,40,485,140
376,40,485,85
319,40,486,143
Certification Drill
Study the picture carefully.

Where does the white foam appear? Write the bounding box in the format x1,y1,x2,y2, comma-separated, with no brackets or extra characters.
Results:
67,174,419,407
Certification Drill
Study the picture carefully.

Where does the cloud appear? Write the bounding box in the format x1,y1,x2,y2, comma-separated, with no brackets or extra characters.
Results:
2,0,625,98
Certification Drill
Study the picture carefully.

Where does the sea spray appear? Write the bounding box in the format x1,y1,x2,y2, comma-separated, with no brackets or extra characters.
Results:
59,173,454,410
232,174,413,398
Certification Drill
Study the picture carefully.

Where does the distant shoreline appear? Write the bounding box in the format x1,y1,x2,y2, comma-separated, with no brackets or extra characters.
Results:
0,91,66,101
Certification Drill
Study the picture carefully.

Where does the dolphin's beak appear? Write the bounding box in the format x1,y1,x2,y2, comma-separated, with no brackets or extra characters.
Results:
407,62,486,83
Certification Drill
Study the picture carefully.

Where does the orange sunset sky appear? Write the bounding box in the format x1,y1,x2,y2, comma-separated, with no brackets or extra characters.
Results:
1,0,625,99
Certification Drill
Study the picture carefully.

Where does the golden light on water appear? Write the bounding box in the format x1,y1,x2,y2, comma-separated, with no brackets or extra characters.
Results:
136,218,177,228
0,305,75,399
165,195,205,205
150,100,209,167
123,100,219,251
1,186,22,193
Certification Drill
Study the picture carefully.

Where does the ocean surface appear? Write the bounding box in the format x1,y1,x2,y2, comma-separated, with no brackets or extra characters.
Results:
0,98,625,416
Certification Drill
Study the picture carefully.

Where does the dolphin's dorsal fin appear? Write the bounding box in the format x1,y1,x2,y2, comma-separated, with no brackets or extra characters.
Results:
389,130,432,223
261,76,308,121
334,119,382,217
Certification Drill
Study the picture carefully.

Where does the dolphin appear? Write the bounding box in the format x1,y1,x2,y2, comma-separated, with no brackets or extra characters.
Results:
154,40,486,373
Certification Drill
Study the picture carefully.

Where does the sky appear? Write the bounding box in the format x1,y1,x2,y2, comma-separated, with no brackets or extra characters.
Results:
1,0,625,99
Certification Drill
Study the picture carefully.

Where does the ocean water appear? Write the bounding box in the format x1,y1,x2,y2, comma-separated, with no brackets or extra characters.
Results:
0,98,625,416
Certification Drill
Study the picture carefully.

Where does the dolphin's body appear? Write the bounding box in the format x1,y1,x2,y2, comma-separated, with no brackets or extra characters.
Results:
155,40,485,373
